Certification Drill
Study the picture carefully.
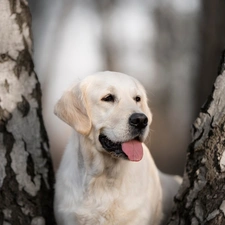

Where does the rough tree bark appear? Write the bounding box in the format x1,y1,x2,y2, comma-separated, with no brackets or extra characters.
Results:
168,52,225,225
0,0,55,224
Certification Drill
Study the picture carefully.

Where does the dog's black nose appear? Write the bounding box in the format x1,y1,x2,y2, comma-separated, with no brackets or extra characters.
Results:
129,113,148,129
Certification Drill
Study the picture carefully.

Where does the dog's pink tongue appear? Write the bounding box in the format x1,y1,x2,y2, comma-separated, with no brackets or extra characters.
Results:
121,140,143,161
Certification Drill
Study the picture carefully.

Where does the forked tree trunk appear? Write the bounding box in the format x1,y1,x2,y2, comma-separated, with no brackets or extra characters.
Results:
168,52,225,224
0,0,55,224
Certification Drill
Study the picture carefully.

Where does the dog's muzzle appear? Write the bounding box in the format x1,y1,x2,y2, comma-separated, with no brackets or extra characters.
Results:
99,134,144,162
99,113,148,161
99,135,128,159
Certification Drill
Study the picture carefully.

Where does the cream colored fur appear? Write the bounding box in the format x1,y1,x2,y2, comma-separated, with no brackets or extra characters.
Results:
54,71,181,225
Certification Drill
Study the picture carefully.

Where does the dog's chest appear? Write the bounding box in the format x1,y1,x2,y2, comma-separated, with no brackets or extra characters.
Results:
75,177,150,225
76,195,146,225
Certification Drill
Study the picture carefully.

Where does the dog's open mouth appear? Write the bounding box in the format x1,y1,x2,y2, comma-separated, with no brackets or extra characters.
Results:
99,134,143,161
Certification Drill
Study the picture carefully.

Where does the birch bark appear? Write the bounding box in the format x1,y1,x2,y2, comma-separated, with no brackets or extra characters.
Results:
0,0,55,224
168,52,225,225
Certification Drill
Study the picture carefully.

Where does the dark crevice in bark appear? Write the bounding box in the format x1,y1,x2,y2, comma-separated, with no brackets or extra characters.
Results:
0,212,3,224
24,141,36,184
17,95,30,117
217,50,225,76
210,116,215,129
32,80,50,147
214,146,221,173
4,80,9,93
0,106,12,132
200,86,215,115
15,49,34,77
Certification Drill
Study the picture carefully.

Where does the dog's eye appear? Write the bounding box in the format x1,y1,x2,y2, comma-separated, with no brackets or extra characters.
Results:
135,96,141,102
101,94,115,102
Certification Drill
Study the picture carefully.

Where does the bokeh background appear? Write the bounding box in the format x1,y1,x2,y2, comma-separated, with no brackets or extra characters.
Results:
28,0,225,175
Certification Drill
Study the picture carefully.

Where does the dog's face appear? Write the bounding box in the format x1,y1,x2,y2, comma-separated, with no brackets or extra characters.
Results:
54,72,152,161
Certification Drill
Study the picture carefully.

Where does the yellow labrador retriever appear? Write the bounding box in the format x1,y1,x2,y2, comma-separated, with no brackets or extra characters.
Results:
54,71,181,225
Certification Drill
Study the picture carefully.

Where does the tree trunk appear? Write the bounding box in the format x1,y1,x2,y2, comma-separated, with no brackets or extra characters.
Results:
168,52,225,224
0,0,55,224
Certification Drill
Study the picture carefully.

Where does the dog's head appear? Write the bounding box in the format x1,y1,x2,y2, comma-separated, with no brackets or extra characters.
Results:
54,71,152,161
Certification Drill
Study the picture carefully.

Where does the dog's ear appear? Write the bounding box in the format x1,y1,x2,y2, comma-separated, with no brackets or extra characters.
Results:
54,83,92,135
